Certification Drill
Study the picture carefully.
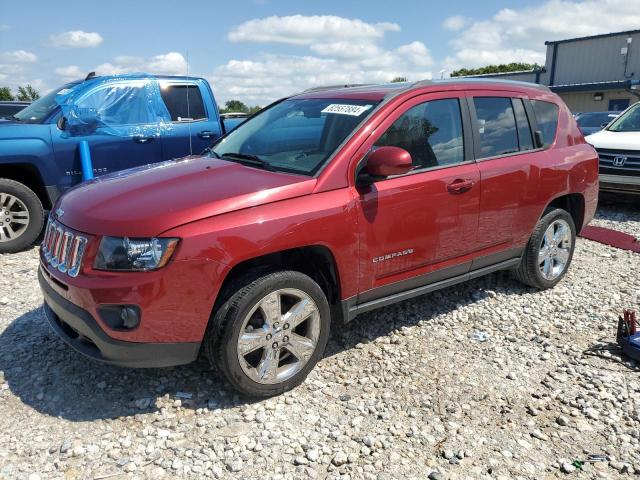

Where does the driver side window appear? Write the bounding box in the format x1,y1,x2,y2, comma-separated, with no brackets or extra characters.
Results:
76,83,149,126
375,98,465,170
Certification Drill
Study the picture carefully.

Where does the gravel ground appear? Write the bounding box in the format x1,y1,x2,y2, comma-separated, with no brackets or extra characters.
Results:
0,201,639,480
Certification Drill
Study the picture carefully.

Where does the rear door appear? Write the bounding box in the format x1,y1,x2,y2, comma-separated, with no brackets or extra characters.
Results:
469,93,542,264
159,81,222,159
50,80,164,191
354,92,481,301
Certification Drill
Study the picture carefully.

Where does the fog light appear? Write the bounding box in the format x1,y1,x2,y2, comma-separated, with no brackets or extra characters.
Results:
99,305,141,330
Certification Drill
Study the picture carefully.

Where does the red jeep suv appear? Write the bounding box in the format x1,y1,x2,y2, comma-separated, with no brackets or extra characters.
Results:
38,79,598,396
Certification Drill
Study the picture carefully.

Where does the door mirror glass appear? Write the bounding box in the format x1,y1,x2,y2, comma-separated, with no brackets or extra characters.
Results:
364,146,413,178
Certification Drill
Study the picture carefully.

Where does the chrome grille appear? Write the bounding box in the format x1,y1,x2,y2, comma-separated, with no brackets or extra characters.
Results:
41,217,87,277
597,148,640,177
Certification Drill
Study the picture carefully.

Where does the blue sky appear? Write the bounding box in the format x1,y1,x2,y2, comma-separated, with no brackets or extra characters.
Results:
2,0,639,104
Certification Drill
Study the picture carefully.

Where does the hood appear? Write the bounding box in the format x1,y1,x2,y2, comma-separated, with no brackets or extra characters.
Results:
586,129,640,151
56,156,316,236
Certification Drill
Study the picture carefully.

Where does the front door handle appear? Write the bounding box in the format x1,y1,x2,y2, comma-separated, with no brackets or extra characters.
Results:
446,178,474,194
133,136,154,144
198,130,216,139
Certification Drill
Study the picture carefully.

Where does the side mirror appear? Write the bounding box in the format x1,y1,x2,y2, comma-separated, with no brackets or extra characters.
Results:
56,116,67,131
358,146,412,185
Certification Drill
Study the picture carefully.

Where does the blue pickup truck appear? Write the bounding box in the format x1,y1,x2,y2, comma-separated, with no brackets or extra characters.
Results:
0,73,241,253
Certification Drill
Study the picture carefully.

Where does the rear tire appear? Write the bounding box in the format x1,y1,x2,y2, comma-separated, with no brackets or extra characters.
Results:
513,208,576,289
0,179,44,254
204,270,331,397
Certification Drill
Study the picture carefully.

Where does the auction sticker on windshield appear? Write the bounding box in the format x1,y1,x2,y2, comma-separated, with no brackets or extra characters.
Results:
321,104,372,116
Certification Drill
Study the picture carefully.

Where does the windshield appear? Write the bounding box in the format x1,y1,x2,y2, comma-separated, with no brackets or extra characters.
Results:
12,82,79,123
210,97,379,175
576,112,618,128
607,103,640,132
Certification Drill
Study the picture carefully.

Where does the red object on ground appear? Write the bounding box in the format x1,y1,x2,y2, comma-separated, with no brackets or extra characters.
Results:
579,225,640,253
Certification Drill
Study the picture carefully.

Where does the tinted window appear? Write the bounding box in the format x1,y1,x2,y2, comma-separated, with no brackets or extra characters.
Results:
473,97,519,158
160,85,206,121
0,104,27,117
512,98,534,151
531,100,559,146
577,112,618,128
375,98,464,169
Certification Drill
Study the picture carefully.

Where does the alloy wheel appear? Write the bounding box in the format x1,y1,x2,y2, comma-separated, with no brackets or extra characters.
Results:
0,193,30,243
538,219,572,280
236,288,321,385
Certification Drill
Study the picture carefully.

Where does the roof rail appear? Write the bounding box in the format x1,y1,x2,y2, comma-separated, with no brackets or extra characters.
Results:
302,83,375,93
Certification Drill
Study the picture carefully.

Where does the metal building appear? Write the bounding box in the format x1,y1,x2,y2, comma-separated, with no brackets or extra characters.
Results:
459,29,640,113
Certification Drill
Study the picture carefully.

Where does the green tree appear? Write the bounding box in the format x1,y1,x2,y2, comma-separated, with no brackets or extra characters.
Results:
391,76,408,83
451,62,541,77
0,87,14,101
16,85,40,101
221,100,249,113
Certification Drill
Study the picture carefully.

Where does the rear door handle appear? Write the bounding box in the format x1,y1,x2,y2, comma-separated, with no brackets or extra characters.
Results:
446,179,474,194
133,136,154,144
198,130,216,139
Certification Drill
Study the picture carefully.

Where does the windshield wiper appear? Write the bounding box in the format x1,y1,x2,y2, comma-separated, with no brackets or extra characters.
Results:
220,152,272,170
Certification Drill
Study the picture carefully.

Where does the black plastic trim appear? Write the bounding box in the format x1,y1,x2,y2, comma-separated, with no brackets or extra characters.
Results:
342,256,521,322
39,267,200,368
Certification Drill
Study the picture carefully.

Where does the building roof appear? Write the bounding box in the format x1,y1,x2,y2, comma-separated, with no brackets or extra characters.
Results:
545,29,640,46
550,79,640,93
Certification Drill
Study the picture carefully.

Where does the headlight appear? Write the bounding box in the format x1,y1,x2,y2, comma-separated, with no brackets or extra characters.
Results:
94,237,179,271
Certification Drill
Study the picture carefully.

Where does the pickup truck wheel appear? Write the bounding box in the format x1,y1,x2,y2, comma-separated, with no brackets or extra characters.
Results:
0,179,44,254
205,271,330,397
513,208,576,289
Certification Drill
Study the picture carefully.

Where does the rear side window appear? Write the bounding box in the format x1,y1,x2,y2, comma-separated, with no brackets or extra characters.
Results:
512,99,534,151
160,85,206,121
531,100,559,147
375,98,464,169
473,97,519,158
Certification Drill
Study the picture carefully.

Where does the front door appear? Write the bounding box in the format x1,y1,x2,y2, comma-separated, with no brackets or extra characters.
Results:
159,82,222,159
354,94,480,302
51,80,164,192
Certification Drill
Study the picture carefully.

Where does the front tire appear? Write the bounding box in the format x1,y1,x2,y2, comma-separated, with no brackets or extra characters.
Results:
205,270,331,397
0,179,45,254
513,208,576,289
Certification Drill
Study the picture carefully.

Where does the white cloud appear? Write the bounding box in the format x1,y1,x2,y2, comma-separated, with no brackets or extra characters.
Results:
213,14,432,105
443,15,470,31
444,0,640,70
49,30,104,48
54,65,84,80
0,50,37,63
210,53,432,105
228,15,400,45
93,52,188,76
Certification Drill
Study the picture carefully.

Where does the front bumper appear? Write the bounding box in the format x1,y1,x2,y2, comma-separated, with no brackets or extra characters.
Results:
599,174,640,195
39,268,200,368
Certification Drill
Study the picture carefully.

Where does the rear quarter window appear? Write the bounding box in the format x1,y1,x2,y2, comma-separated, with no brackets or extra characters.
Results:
531,100,559,147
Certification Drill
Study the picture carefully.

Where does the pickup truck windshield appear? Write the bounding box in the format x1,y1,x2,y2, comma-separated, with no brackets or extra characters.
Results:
607,103,640,132
211,98,379,175
12,82,79,124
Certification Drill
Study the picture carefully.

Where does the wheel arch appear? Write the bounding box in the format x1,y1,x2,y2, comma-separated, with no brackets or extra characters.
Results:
545,192,585,232
212,245,344,325
0,163,51,209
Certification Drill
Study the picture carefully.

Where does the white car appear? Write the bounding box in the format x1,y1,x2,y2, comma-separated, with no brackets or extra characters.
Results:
586,102,640,195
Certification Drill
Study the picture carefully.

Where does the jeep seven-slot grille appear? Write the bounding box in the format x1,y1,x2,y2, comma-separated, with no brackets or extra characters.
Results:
597,148,640,177
41,217,88,277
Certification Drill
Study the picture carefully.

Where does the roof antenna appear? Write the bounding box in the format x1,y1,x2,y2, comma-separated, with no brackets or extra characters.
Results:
84,71,96,81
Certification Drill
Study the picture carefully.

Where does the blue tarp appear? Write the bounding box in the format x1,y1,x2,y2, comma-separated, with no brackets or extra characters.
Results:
55,74,173,138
